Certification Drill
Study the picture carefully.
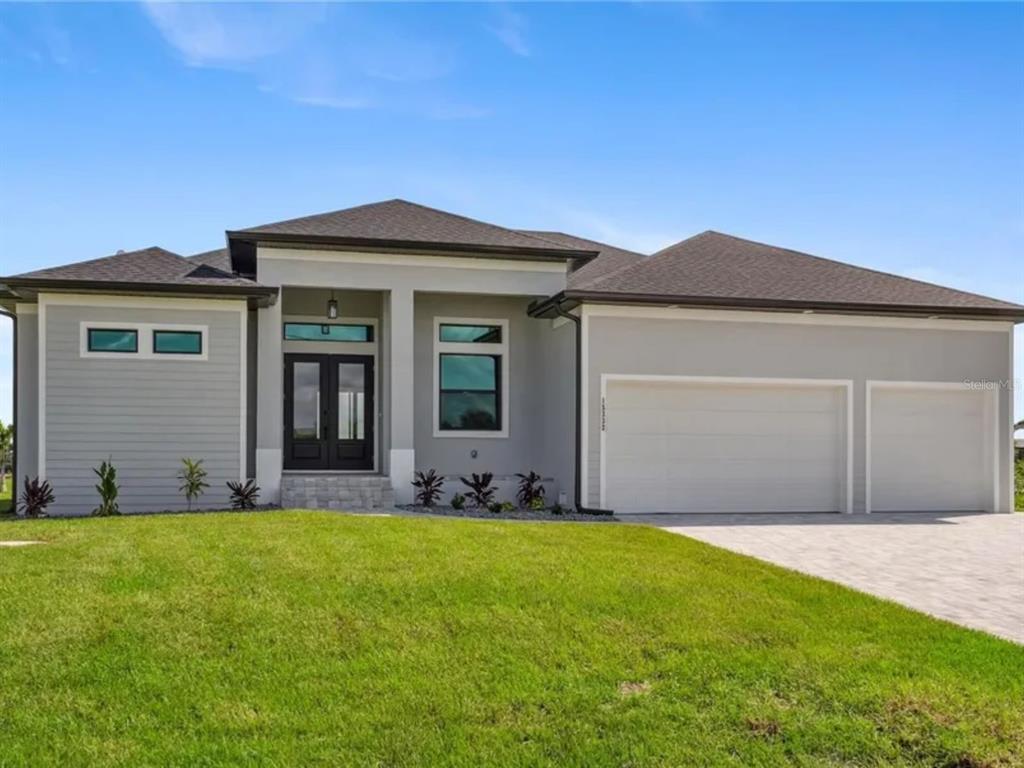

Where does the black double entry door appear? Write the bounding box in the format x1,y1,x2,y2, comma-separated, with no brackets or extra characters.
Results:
284,354,374,470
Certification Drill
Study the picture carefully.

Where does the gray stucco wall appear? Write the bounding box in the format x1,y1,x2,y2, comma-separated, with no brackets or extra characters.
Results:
412,293,570,504
44,303,244,515
15,310,39,483
538,319,576,507
585,312,1014,512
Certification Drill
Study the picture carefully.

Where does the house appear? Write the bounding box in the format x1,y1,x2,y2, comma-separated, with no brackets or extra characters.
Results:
1,199,1021,516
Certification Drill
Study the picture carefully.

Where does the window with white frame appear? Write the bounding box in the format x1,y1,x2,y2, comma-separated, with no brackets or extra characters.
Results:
80,322,209,360
434,318,509,437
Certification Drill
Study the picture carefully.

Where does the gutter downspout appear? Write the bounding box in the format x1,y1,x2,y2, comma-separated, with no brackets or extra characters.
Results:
552,301,613,515
0,307,15,506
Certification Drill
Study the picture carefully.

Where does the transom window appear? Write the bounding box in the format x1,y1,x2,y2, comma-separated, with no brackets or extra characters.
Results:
438,323,502,344
87,328,138,353
434,317,509,437
284,322,374,342
153,330,202,355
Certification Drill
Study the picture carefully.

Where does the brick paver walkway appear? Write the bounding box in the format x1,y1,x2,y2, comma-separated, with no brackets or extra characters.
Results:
635,512,1024,644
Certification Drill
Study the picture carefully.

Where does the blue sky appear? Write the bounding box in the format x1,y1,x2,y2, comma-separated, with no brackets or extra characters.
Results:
1,2,1022,424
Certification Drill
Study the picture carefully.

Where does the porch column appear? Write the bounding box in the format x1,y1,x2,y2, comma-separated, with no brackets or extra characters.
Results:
256,297,283,504
388,287,415,503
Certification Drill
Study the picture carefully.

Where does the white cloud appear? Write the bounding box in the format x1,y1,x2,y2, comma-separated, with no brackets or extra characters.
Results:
142,3,320,66
487,6,530,57
141,3,483,119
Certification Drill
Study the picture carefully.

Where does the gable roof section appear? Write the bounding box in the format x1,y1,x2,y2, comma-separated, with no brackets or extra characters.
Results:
226,199,599,275
515,230,646,288
2,246,275,301
558,230,1022,318
187,247,233,273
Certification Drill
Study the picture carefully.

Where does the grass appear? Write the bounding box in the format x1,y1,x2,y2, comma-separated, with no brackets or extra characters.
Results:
1,512,1022,767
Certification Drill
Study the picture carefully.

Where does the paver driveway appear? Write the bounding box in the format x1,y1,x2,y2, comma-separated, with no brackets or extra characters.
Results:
635,512,1024,644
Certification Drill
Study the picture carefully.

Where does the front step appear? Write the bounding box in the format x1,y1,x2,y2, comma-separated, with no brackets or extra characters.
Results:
280,474,395,511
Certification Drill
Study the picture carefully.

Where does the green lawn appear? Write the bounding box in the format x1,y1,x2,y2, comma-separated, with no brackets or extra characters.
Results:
1,512,1021,767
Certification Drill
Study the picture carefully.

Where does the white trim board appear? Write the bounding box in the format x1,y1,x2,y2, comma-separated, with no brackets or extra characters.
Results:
432,316,510,439
260,247,569,274
583,304,1015,333
239,308,248,482
37,298,46,480
598,374,855,514
39,292,248,312
865,380,1001,514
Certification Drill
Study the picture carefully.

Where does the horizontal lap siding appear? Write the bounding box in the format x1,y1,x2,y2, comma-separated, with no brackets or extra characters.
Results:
46,304,243,515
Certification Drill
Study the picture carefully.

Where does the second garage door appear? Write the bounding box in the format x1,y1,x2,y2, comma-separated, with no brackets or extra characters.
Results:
602,378,850,514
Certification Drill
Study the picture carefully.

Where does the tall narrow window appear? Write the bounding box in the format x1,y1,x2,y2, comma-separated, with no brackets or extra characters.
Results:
434,318,508,436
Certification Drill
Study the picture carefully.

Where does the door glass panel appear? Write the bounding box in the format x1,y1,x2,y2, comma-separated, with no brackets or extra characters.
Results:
337,362,365,440
293,362,320,440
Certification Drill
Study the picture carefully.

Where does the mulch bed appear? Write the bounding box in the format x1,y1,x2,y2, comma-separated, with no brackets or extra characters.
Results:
398,505,617,522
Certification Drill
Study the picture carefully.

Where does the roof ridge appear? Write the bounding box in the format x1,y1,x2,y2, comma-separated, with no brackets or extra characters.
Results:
389,200,592,251
690,230,1021,307
12,246,183,278
234,199,403,233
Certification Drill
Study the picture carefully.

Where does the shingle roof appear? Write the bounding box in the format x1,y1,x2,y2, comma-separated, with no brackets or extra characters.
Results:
4,246,269,294
187,247,232,273
572,231,1022,314
515,230,645,288
231,199,598,257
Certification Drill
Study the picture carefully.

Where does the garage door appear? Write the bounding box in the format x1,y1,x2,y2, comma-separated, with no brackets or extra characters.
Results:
603,378,849,514
869,384,994,513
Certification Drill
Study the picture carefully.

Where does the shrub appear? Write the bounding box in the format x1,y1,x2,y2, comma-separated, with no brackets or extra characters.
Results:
1016,457,1024,511
92,459,120,517
177,458,209,512
459,472,496,508
18,476,55,518
550,502,567,516
515,471,546,508
412,469,445,507
450,492,466,510
529,497,546,511
489,501,514,514
227,479,260,510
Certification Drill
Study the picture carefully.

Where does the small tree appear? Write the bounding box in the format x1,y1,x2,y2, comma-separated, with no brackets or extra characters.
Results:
0,420,13,499
177,457,209,512
92,458,120,516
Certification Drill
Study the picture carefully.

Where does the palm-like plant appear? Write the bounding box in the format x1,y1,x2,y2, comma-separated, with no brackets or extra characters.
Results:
18,476,54,518
459,472,496,509
226,479,260,510
515,471,546,508
92,458,120,516
412,469,445,507
177,457,209,512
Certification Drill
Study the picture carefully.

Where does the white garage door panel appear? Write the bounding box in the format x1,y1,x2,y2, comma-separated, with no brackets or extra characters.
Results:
870,387,993,512
604,380,847,514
